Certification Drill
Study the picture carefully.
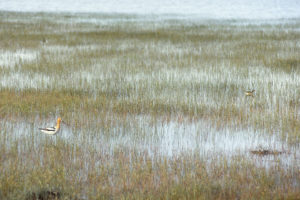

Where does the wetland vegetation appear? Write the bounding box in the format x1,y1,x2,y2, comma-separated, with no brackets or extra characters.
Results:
0,11,299,199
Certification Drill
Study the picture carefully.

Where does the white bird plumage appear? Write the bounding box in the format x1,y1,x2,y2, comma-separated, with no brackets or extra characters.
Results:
39,117,62,135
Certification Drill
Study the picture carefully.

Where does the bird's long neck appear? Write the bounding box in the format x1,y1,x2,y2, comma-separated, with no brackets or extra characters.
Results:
56,121,61,129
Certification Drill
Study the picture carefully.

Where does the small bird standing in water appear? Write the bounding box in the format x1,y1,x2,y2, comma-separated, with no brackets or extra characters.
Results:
245,89,255,97
41,38,48,44
39,117,62,135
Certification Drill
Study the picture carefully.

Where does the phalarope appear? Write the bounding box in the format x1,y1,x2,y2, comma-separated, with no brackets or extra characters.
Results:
41,38,48,45
245,89,255,97
39,117,62,135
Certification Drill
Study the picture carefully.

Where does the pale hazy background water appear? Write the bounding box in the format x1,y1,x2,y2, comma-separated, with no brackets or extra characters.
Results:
1,0,300,19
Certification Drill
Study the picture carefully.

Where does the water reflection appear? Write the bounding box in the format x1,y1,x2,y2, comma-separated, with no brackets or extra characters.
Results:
1,116,299,169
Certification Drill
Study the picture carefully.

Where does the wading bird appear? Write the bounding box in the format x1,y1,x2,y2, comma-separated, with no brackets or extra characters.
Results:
41,38,48,44
245,89,255,97
39,117,62,135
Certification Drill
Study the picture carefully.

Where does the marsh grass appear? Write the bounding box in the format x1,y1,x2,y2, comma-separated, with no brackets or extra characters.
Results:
0,11,299,199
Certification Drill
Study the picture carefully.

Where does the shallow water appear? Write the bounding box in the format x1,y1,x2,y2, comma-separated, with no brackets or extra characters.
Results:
0,50,38,68
1,116,299,169
1,0,300,19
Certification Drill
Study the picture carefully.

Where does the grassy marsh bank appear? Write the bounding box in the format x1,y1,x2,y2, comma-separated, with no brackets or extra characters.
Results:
0,12,299,199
